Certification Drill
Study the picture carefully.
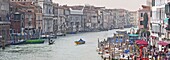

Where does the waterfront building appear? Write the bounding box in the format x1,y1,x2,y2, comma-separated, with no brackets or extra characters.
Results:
0,0,10,44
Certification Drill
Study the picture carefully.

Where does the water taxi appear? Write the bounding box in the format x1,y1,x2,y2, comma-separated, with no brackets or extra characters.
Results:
75,39,85,45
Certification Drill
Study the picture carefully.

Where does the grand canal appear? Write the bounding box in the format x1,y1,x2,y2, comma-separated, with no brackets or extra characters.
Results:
0,28,131,60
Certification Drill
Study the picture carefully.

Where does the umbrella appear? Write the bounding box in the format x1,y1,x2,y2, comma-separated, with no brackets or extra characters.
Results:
164,18,169,24
135,39,144,43
135,40,148,45
158,41,169,46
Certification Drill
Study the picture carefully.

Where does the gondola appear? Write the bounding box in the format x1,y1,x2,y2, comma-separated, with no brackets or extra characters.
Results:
49,39,55,45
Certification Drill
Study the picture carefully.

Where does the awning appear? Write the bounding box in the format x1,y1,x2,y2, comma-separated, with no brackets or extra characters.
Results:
115,38,123,43
128,34,139,37
135,40,148,45
158,41,169,46
164,18,169,24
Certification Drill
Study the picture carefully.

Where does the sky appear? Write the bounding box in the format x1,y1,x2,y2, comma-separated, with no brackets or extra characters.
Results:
53,0,146,11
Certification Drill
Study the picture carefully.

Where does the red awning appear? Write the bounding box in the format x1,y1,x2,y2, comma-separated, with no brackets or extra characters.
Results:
158,41,169,46
135,40,148,45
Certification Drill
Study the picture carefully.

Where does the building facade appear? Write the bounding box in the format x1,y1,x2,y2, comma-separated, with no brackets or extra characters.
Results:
151,0,167,39
67,7,84,33
10,2,38,39
38,0,54,35
138,5,151,29
0,0,10,44
53,3,67,35
129,11,138,27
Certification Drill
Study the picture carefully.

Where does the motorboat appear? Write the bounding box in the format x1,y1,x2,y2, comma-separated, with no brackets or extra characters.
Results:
75,39,85,45
11,40,26,45
25,39,45,44
56,32,66,36
40,34,49,39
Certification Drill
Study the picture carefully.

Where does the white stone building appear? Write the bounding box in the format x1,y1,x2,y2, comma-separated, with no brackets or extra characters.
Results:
67,7,85,33
37,0,54,34
129,11,138,27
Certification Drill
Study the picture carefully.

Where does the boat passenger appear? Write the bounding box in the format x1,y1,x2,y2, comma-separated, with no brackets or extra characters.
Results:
79,38,83,41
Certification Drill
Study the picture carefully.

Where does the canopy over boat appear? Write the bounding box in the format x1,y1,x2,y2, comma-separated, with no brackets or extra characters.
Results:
128,34,139,37
116,30,127,34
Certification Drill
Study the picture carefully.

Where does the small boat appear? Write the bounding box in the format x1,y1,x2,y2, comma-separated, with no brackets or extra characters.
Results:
56,32,66,36
75,39,85,45
11,40,26,45
40,35,49,39
25,39,45,44
67,32,77,34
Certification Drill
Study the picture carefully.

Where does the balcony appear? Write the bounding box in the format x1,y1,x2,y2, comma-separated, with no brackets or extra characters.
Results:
0,21,11,24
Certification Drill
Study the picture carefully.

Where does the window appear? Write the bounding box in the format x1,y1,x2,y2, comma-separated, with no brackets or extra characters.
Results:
150,23,152,30
159,9,161,19
28,15,32,21
141,13,143,17
28,21,31,26
160,8,165,20
150,11,152,17
0,17,1,21
165,4,170,14
49,9,51,14
93,16,97,18
140,21,143,25
28,10,32,12
1,5,5,10
38,16,40,20
14,14,21,20
156,9,160,19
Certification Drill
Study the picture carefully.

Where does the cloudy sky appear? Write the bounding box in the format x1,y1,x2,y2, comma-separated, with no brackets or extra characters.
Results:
53,0,146,11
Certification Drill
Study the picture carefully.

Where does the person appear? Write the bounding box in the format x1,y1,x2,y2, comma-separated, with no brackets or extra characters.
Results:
79,38,83,41
123,54,125,58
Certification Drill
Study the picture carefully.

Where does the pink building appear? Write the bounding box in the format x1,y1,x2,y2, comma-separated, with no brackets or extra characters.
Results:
138,5,151,29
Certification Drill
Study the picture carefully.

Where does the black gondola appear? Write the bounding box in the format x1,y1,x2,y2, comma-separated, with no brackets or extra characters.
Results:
48,38,55,45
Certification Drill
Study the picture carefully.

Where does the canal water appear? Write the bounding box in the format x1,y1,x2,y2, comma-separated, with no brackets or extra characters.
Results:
0,28,131,60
